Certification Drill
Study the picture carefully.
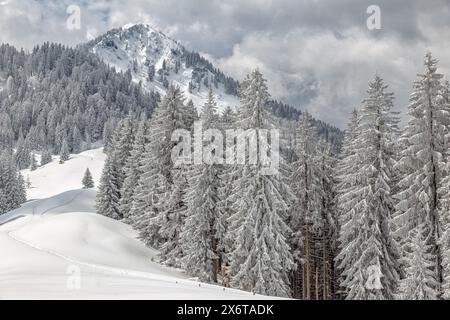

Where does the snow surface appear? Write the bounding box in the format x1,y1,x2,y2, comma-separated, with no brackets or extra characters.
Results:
22,148,106,200
0,148,275,299
90,23,239,114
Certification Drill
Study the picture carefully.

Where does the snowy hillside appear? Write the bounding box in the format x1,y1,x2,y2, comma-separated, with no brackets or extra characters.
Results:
21,148,106,200
0,148,272,299
87,23,240,113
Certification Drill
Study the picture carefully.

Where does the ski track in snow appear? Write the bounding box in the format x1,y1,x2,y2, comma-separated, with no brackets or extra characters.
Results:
7,231,182,286
5,190,177,285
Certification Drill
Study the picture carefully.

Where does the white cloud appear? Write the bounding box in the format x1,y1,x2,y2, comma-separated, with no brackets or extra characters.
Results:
1,0,450,127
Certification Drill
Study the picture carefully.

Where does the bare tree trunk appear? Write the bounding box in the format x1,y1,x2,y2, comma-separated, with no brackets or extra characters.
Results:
304,224,311,300
315,267,319,300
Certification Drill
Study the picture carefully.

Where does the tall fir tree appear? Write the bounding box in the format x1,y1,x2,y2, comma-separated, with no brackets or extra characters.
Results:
30,153,38,171
96,118,134,220
289,112,336,299
289,112,321,299
82,168,95,189
394,54,450,298
96,151,122,219
179,90,221,282
40,148,53,166
120,119,147,221
15,131,31,170
228,70,294,297
336,76,400,300
130,85,189,247
0,151,26,214
59,139,70,164
398,223,439,299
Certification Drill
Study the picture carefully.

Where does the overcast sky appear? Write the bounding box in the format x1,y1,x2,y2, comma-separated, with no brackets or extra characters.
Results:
1,0,450,128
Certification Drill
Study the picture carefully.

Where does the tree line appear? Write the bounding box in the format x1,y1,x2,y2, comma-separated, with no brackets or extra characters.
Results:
98,52,450,300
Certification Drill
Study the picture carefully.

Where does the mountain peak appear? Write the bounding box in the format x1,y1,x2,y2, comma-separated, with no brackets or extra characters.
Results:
87,23,240,112
120,23,172,40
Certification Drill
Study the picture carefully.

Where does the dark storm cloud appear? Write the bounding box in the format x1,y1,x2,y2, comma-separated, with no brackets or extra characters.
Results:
1,0,450,127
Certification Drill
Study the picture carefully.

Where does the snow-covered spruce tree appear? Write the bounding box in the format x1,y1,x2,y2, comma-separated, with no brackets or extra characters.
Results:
334,109,359,242
398,223,439,299
82,168,94,189
96,152,122,219
221,106,237,130
15,132,31,170
336,76,400,300
130,85,189,247
72,127,83,154
0,190,8,214
315,140,337,300
96,118,134,220
158,167,189,268
228,70,294,297
216,106,239,269
184,99,198,130
333,110,364,300
0,113,14,150
14,173,27,206
289,112,321,299
40,149,53,166
30,153,38,171
120,119,147,222
59,139,70,164
438,81,450,299
288,112,337,300
0,150,26,214
179,90,221,282
110,117,134,173
394,53,449,298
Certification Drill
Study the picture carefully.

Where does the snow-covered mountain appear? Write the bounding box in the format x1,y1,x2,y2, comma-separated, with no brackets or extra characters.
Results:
86,23,343,150
87,23,240,113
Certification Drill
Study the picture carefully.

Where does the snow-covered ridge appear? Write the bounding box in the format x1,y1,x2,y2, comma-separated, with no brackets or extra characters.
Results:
87,23,240,113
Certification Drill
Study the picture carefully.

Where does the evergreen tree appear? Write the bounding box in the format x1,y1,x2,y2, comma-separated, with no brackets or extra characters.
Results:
394,54,449,297
96,152,121,219
336,76,400,300
30,153,38,171
82,168,95,189
0,151,26,214
0,113,14,150
440,170,450,298
97,117,135,220
40,149,53,166
15,132,31,170
289,112,334,299
59,139,70,164
130,85,189,246
398,223,439,299
0,189,8,214
159,167,188,268
120,119,147,221
72,126,82,154
228,70,294,297
179,91,221,282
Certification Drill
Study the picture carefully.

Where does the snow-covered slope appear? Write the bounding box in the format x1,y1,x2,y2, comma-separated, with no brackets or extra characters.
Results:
87,23,240,113
22,148,106,200
0,149,272,299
